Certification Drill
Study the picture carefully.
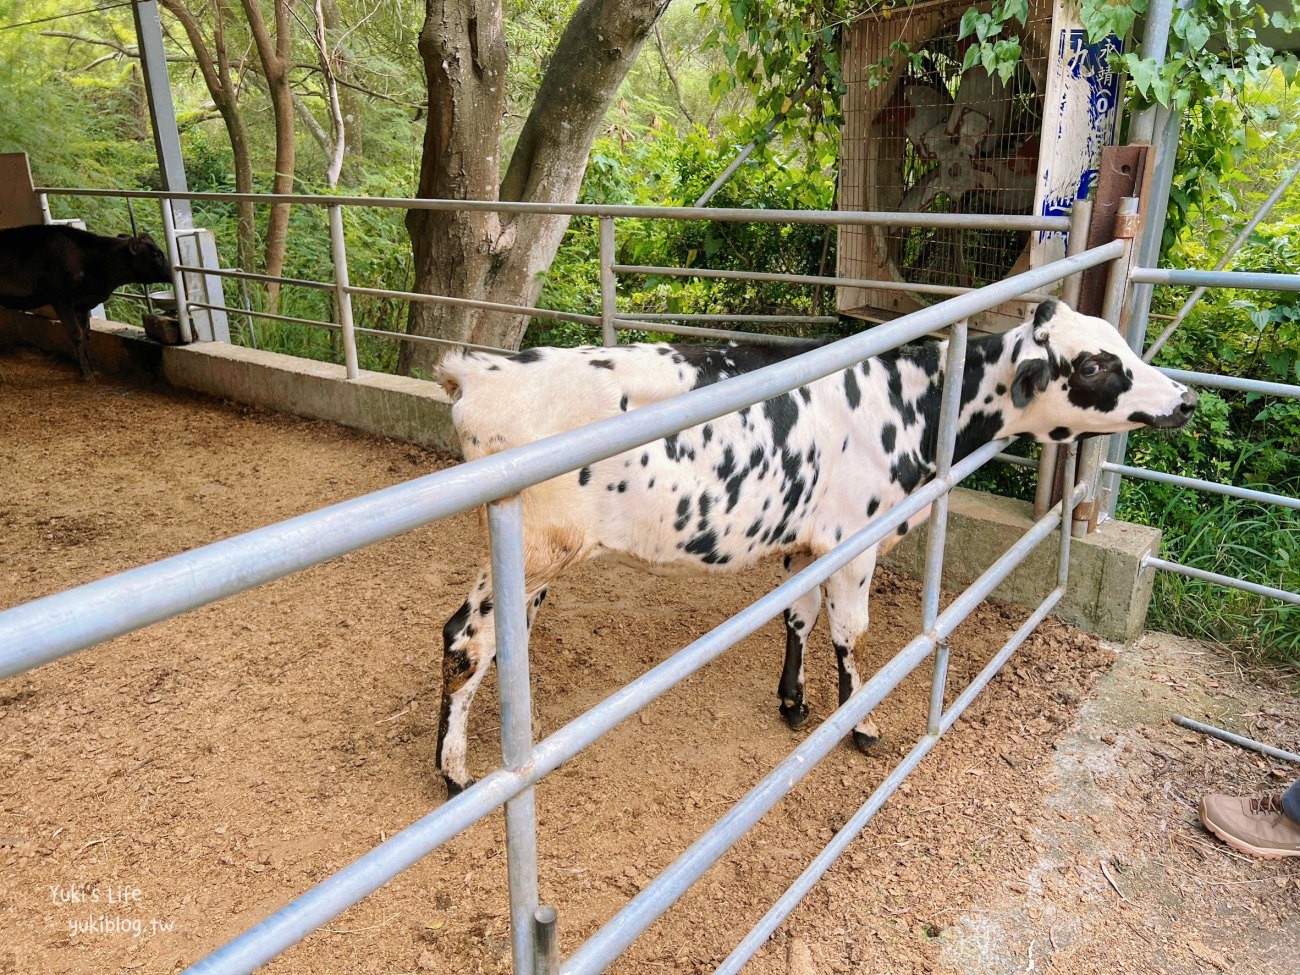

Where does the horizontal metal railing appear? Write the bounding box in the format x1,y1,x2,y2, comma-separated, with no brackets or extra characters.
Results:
1,239,1120,975
41,185,1073,380
1115,268,1300,613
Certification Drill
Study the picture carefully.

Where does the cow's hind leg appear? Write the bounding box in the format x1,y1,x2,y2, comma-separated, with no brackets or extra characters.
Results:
436,572,553,797
437,569,496,796
779,554,821,730
824,549,882,751
54,302,94,380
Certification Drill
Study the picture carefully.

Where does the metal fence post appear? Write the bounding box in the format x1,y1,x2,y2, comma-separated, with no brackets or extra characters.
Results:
1035,198,1092,519
922,318,968,735
487,498,541,975
534,906,559,975
1074,197,1138,536
328,204,361,379
159,197,194,344
599,216,617,347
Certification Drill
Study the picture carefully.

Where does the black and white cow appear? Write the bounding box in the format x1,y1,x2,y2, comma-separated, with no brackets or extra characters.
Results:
433,300,1196,795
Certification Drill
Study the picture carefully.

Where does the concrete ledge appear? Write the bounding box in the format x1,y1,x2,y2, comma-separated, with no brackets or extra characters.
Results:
2,310,1160,638
884,487,1161,642
0,309,458,451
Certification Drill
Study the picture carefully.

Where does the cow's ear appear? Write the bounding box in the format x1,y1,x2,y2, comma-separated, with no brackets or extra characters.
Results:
1012,358,1051,408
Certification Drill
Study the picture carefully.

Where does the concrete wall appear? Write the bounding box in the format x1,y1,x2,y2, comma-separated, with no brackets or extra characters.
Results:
0,310,457,450
0,312,1159,639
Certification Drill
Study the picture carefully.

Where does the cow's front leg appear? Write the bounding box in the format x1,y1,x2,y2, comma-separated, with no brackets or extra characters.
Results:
779,554,820,730
824,549,881,751
436,569,497,797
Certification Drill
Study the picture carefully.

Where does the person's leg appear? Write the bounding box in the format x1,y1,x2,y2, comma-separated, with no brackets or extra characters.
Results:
1282,776,1300,824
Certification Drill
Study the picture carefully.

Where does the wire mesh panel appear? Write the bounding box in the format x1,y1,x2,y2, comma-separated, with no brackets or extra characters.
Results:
838,0,1117,333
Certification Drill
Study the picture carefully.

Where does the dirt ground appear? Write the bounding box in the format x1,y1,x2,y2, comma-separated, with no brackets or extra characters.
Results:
1,347,1297,975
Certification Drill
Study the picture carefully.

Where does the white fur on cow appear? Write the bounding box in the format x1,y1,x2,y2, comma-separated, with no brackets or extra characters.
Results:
432,300,1197,795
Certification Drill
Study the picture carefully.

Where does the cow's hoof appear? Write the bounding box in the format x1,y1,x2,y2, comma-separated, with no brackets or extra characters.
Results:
852,729,880,753
780,700,810,730
444,775,473,798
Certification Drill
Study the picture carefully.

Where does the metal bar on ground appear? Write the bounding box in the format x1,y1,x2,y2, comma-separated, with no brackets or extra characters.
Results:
1101,463,1300,511
488,499,540,974
328,204,360,379
1171,714,1300,764
1143,557,1300,606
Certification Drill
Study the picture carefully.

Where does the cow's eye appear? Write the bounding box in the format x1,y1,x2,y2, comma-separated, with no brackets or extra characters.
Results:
1079,360,1103,379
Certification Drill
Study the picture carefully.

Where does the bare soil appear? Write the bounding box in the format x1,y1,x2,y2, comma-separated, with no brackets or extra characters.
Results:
1,347,1297,975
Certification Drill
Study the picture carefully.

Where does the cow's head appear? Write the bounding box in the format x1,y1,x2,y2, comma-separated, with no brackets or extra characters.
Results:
118,233,172,283
1007,300,1197,442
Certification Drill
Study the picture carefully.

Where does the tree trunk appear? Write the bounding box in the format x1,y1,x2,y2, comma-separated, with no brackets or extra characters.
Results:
401,0,670,375
159,0,258,274
243,0,297,313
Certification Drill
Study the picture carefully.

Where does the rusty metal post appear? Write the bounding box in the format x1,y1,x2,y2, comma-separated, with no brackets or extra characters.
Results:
1073,198,1139,536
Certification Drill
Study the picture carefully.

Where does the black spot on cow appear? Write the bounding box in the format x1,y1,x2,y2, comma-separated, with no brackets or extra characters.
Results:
684,529,730,564
675,341,815,389
1049,426,1072,441
674,495,692,532
897,522,909,536
487,364,501,372
1034,298,1060,326
889,451,928,493
798,386,812,405
578,466,593,486
867,497,880,517
620,395,629,412
764,394,800,449
959,334,1006,411
702,424,713,446
590,358,615,370
995,383,1007,396
617,481,628,493
509,348,542,364
881,422,897,454
640,452,649,466
843,368,861,409
954,411,1004,462
746,519,764,537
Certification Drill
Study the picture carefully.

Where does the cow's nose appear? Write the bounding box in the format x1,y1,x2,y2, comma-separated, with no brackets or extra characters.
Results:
1177,389,1198,417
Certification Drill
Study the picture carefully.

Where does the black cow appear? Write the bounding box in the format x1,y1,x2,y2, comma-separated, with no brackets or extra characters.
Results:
0,224,172,379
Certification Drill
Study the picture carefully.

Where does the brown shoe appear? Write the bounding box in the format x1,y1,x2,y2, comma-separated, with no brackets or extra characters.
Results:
1199,794,1300,859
